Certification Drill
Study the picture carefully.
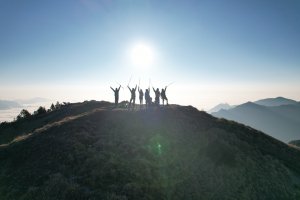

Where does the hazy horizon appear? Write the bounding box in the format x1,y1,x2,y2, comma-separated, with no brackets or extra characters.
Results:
1,92,299,111
1,0,300,111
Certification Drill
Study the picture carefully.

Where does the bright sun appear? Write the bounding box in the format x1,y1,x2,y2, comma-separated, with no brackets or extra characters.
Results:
130,43,154,67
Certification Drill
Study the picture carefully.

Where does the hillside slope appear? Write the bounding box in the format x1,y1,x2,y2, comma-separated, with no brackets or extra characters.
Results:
1,101,300,200
0,101,112,144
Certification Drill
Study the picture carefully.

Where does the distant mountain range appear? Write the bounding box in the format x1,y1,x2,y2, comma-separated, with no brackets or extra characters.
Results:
212,97,300,143
15,97,50,105
0,100,21,110
0,98,50,110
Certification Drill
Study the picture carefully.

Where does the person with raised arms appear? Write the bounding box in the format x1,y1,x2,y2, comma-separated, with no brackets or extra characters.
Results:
128,85,137,108
138,87,144,108
110,85,121,107
152,87,160,106
161,86,168,105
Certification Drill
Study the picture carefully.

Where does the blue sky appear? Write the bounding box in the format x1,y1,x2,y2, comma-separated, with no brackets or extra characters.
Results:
0,0,299,109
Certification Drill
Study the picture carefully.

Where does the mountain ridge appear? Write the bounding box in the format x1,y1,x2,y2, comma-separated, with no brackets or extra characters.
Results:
1,101,300,199
254,97,298,107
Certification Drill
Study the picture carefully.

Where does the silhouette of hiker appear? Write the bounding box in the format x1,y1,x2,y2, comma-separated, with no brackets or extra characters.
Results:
145,88,151,109
128,85,137,108
110,85,121,106
152,87,160,106
138,87,144,106
161,86,168,105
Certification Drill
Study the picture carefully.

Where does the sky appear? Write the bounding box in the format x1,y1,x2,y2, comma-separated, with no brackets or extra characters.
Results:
0,0,300,110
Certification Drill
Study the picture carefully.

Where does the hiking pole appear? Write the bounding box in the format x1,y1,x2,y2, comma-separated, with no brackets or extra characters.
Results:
167,82,175,88
127,75,133,87
139,78,140,89
115,81,124,89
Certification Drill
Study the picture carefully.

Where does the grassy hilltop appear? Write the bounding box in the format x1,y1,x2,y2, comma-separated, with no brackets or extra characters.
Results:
0,101,300,200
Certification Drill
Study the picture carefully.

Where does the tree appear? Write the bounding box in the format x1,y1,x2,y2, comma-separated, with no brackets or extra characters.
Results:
50,103,55,111
55,101,61,110
34,106,47,115
17,109,31,120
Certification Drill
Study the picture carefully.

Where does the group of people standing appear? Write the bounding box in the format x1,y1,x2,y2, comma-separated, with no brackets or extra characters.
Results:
110,84,169,109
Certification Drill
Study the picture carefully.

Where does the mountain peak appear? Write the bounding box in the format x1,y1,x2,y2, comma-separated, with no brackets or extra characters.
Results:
208,103,232,113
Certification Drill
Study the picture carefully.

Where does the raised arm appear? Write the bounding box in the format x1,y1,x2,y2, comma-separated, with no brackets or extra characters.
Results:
152,87,155,93
110,87,115,92
134,85,137,91
118,85,121,91
127,86,131,92
165,86,167,91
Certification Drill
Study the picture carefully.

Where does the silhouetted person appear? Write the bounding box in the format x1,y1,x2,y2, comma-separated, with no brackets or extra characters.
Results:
138,87,144,106
161,86,168,105
153,87,160,106
145,88,151,109
128,85,137,108
110,85,121,106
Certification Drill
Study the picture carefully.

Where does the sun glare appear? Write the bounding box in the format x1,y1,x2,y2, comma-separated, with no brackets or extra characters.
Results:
130,43,154,68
